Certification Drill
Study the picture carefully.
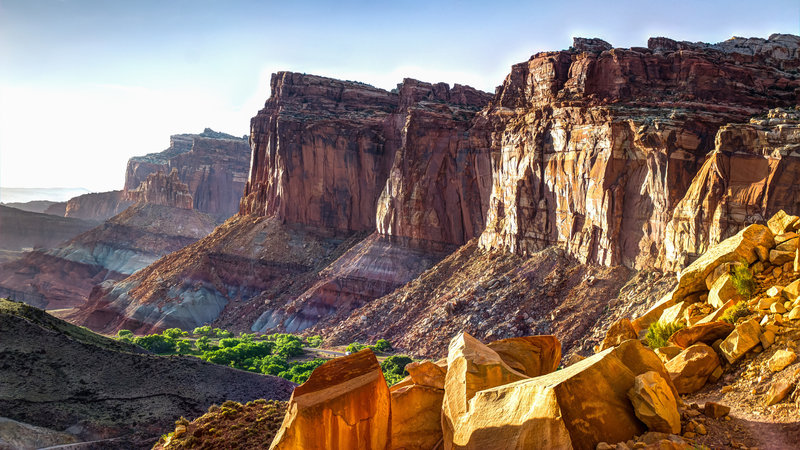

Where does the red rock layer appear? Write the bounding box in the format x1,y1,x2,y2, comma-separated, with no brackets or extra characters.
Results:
64,190,133,221
125,130,249,220
663,107,800,271
125,169,194,209
477,34,800,269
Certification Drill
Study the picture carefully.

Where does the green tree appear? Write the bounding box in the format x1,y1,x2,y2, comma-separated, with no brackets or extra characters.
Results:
163,328,188,339
380,355,413,385
196,335,212,351
116,329,133,343
193,325,212,336
305,335,323,348
374,339,392,352
134,334,176,353
175,339,194,354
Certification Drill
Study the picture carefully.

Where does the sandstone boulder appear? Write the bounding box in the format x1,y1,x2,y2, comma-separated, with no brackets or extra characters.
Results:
658,302,689,325
447,341,672,450
703,402,731,418
390,383,444,450
676,224,774,299
627,371,681,434
406,361,447,389
600,318,638,351
441,332,528,446
767,349,797,372
655,346,683,363
767,210,799,235
708,274,742,309
764,380,793,406
782,279,800,301
770,249,795,266
665,343,720,394
788,306,800,320
667,322,734,349
486,335,561,377
719,318,762,364
270,349,390,450
696,299,736,325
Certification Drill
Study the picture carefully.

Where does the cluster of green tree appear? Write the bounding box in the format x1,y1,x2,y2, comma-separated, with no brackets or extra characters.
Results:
116,328,401,385
345,338,392,354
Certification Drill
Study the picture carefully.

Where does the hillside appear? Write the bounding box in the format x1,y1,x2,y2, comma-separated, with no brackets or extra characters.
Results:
0,298,294,449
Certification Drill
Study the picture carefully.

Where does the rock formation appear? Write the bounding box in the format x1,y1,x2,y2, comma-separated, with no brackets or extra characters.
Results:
125,128,249,220
63,190,133,221
125,168,194,209
0,205,97,254
476,35,800,270
0,203,217,310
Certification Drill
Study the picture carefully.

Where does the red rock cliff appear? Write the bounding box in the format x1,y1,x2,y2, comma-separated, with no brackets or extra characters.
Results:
477,34,800,269
64,191,133,221
125,129,249,220
125,169,194,210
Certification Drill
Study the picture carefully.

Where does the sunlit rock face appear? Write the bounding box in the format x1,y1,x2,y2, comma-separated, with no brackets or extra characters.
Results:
125,129,250,221
663,108,800,271
477,34,800,270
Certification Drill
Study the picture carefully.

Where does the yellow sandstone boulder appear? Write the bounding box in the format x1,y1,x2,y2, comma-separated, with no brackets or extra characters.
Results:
406,361,447,389
719,318,762,364
767,210,799,235
390,383,444,450
448,340,671,450
486,335,561,377
767,349,797,372
627,371,681,434
441,332,528,447
599,318,638,351
270,349,391,450
665,343,720,394
667,322,734,349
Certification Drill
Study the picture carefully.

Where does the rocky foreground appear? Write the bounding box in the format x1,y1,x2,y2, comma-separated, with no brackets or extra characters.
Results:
158,210,800,449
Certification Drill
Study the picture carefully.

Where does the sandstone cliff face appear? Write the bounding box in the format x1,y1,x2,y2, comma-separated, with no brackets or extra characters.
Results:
663,107,800,271
125,168,194,209
477,34,800,269
125,129,249,220
63,190,132,221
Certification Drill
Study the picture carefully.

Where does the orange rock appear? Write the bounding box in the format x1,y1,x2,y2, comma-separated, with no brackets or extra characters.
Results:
599,318,638,351
627,371,681,434
441,332,527,447
486,335,561,377
390,383,444,450
270,349,391,450
667,322,734,349
665,343,720,394
405,361,446,389
703,402,730,418
719,318,762,364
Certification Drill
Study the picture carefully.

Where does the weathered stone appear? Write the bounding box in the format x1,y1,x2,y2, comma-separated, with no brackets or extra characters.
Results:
708,273,745,309
708,365,724,384
659,302,689,325
703,402,731,418
405,361,447,389
696,299,736,325
782,279,800,300
775,237,798,253
673,224,774,300
763,380,793,406
665,343,720,394
627,371,681,434
600,318,639,351
441,332,528,446
270,349,390,450
755,245,771,262
795,247,799,272
767,349,797,372
449,341,671,450
770,249,795,266
766,286,783,297
767,210,799,235
760,330,776,349
719,319,762,363
788,306,800,320
655,346,683,364
770,302,788,314
759,297,779,310
390,383,443,450
667,322,734,349
486,335,561,377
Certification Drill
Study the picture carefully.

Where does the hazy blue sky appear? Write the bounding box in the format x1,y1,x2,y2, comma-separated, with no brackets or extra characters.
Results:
1,0,798,193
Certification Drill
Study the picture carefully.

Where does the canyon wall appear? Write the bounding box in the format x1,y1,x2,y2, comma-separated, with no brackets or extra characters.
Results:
125,129,249,220
63,190,132,221
477,34,800,270
125,168,194,209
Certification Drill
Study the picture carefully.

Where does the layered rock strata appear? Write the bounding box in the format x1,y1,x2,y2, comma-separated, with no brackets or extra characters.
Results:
125,128,249,220
477,34,800,270
63,190,132,221
125,168,194,209
0,204,217,310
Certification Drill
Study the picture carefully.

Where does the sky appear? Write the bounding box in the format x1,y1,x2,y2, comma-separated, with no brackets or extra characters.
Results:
0,0,798,195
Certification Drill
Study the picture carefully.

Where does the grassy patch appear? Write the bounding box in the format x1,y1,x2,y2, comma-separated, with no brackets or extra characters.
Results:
721,302,750,324
644,320,685,349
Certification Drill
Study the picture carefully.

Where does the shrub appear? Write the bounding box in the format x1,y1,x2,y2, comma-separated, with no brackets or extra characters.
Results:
175,339,194,354
220,338,242,348
373,339,392,353
273,334,304,358
134,334,176,353
257,355,289,376
193,325,212,336
346,342,366,353
730,264,755,300
196,335,212,351
116,329,133,343
278,359,327,384
305,335,323,348
380,355,413,385
644,321,685,349
722,302,750,324
163,328,188,339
